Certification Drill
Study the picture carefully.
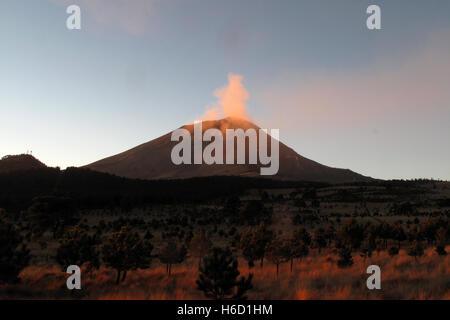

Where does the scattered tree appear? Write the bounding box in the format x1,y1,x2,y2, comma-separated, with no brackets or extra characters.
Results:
435,227,447,256
102,226,153,284
312,227,327,253
336,219,364,250
360,232,376,261
197,247,253,300
159,241,187,276
407,240,424,262
239,222,273,268
265,237,290,277
27,196,77,238
0,218,30,284
324,225,336,247
189,228,212,267
56,225,99,272
288,227,310,271
337,247,353,268
388,246,399,257
392,222,406,248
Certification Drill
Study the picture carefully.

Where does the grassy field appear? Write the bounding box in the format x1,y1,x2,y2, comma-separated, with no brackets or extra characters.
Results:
1,180,449,300
1,246,448,300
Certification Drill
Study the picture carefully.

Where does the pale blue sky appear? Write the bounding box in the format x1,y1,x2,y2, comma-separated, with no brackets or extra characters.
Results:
1,0,449,180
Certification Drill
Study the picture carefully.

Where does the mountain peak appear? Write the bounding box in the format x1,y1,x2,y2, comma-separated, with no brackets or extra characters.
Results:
85,119,373,183
180,117,258,133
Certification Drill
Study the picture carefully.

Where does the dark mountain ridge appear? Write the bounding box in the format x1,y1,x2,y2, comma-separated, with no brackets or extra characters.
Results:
0,154,46,174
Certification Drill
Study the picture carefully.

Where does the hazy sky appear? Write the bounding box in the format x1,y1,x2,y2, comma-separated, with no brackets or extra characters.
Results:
1,0,449,180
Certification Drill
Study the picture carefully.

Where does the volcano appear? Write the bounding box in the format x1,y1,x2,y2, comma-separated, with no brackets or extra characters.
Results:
85,117,372,182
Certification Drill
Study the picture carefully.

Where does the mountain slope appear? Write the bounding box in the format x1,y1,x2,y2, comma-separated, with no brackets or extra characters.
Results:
86,117,372,183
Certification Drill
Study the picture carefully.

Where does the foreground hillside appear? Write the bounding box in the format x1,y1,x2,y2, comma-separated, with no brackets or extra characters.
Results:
0,172,448,299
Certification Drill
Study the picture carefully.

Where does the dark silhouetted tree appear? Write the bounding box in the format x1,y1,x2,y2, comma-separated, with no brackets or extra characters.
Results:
0,218,30,284
388,246,399,256
407,225,422,242
435,227,447,256
240,200,271,225
159,241,187,276
239,222,273,268
27,196,77,238
392,222,406,248
336,219,364,250
360,232,376,261
102,226,153,284
420,218,439,245
197,247,253,300
189,228,212,267
312,227,327,253
288,226,310,271
56,225,99,272
239,227,259,268
376,222,393,249
265,237,290,277
407,240,424,263
337,247,353,268
324,225,336,247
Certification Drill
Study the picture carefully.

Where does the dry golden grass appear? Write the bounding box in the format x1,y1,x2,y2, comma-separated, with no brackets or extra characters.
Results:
1,247,448,300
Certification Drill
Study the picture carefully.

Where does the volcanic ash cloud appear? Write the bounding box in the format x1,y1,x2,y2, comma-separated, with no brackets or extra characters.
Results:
202,73,251,121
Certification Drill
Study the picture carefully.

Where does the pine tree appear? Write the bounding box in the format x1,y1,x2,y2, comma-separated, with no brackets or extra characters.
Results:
336,218,364,250
312,227,327,253
189,228,212,267
337,247,353,268
265,237,290,277
27,196,77,238
56,225,99,272
239,227,259,267
407,240,424,262
435,227,447,256
239,222,273,268
197,247,253,300
0,217,30,284
360,232,376,261
324,225,336,247
288,227,310,272
102,226,153,284
159,241,187,276
392,222,406,248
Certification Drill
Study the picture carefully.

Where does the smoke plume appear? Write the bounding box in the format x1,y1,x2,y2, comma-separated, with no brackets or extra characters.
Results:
201,73,251,120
